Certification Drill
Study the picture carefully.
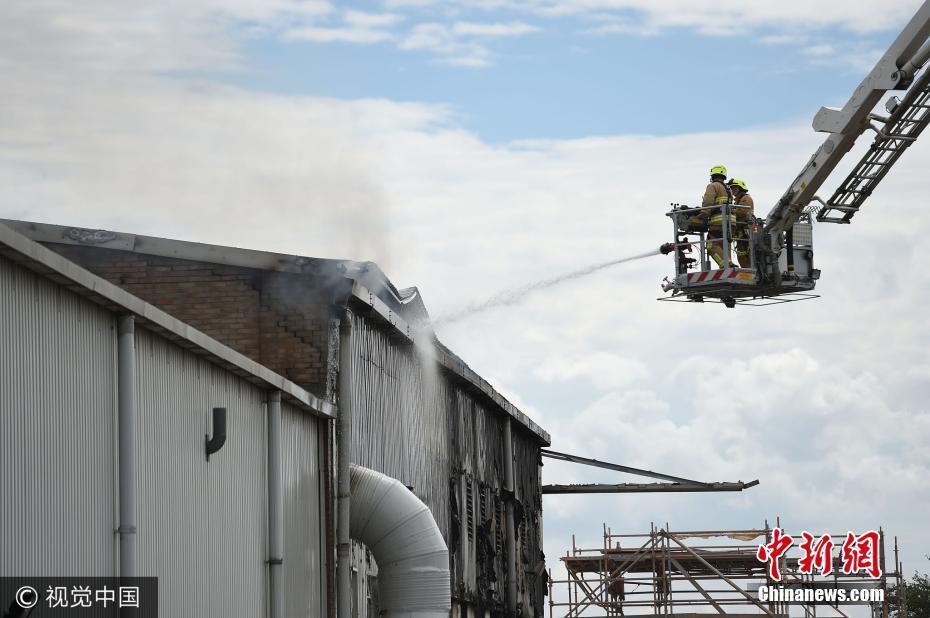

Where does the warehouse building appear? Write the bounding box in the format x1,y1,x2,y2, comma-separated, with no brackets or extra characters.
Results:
0,219,550,617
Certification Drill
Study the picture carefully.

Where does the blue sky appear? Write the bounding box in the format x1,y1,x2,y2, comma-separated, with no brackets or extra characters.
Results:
224,1,903,142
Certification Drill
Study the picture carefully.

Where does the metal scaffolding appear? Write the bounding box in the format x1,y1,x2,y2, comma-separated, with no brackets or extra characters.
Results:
549,522,906,618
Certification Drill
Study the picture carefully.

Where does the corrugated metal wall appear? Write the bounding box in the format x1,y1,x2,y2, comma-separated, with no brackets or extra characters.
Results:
281,401,327,617
134,327,267,616
0,253,330,615
345,312,545,616
346,314,452,536
0,254,118,576
134,331,329,617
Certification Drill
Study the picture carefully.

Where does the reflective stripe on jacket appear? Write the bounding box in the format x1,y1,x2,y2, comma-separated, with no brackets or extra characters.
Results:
703,180,733,226
702,181,730,207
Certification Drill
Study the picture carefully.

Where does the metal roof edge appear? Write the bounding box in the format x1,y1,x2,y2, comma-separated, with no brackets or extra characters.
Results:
2,218,432,326
0,222,335,419
0,218,348,276
348,281,551,445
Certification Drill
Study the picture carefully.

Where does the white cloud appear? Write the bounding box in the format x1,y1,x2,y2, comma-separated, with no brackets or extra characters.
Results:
803,43,836,56
451,20,540,37
534,352,650,389
581,17,658,37
399,19,539,66
284,9,403,44
384,0,436,7
400,23,494,66
345,10,404,28
285,25,395,43
761,33,809,45
401,22,455,50
798,42,888,71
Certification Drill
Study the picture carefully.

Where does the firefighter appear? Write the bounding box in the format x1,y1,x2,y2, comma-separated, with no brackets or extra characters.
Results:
702,165,733,268
728,178,754,268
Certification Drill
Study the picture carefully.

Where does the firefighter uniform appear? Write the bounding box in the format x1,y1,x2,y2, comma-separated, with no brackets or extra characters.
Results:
703,165,733,268
702,181,730,208
729,179,754,268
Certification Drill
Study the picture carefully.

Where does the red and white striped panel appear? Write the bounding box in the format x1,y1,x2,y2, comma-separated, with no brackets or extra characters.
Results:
686,268,740,283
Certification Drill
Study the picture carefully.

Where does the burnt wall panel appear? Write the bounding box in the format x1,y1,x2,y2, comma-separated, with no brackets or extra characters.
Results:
347,312,452,537
346,312,544,615
513,431,544,617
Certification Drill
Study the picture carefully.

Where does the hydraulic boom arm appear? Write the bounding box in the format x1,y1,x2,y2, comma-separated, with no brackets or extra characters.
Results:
765,1,930,236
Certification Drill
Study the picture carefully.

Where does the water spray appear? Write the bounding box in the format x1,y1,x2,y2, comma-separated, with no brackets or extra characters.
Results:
434,247,664,325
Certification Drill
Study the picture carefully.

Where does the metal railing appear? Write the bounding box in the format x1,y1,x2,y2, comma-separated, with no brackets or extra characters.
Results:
665,203,756,275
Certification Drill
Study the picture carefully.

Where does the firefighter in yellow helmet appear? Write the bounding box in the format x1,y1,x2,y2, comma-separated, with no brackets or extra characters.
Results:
702,165,733,268
728,178,754,268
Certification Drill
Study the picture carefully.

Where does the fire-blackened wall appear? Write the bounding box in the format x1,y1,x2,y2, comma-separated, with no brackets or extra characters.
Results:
344,311,546,617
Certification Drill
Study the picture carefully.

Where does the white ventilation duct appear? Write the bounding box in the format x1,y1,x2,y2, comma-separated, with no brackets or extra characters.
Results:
350,465,451,617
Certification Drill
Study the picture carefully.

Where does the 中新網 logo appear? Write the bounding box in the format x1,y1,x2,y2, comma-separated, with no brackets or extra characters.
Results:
755,528,882,581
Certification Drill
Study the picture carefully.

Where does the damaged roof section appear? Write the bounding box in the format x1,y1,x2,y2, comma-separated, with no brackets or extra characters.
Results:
2,218,549,444
3,218,431,325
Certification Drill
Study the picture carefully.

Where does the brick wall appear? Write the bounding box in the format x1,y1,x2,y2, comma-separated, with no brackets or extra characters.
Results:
47,244,332,396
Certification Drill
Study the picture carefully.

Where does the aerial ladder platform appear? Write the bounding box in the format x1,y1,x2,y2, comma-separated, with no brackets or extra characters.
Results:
660,0,930,307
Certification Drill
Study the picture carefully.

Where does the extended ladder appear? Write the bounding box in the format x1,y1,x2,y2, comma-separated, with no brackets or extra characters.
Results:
816,66,930,223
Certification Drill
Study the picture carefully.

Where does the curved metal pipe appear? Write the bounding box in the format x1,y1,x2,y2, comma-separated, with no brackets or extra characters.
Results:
205,407,227,460
350,465,451,617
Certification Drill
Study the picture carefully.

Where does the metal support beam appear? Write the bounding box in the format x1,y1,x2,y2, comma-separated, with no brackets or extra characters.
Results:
541,449,705,485
543,480,759,494
663,531,777,618
667,555,726,614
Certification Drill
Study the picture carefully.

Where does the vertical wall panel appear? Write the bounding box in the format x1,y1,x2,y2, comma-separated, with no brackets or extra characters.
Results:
347,314,452,538
0,255,117,576
281,401,327,617
514,430,544,616
133,327,267,617
346,312,545,615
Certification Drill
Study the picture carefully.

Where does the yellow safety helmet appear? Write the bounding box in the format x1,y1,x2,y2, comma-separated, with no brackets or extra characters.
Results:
710,165,727,178
728,178,748,192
